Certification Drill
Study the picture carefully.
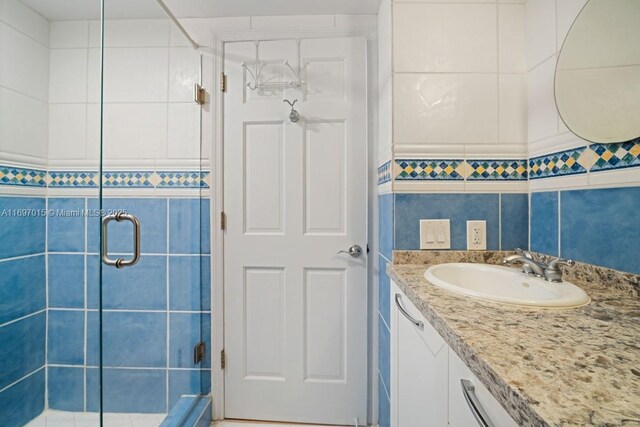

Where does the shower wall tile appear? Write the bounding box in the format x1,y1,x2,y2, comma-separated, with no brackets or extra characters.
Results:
530,191,558,256
168,370,211,410
47,310,84,365
169,255,211,312
47,198,86,252
169,198,210,254
48,254,84,309
0,368,45,427
0,255,45,325
102,198,167,254
500,193,529,251
169,313,211,369
0,312,45,390
87,368,167,414
47,367,84,411
0,197,46,258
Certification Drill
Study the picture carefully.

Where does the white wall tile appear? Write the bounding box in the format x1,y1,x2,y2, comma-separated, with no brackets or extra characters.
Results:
49,104,87,159
170,17,252,47
49,49,88,103
169,47,200,102
102,103,167,160
0,86,48,159
90,19,170,48
525,0,556,70
0,21,49,102
378,0,392,160
527,56,558,142
499,74,527,143
85,103,100,160
0,0,49,46
498,4,526,73
394,73,498,144
393,3,497,72
250,15,335,29
556,0,587,50
50,21,89,49
167,103,200,159
101,47,169,103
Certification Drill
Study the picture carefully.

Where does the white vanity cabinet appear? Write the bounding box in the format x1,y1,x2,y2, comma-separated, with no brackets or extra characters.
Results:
390,281,518,427
390,281,448,426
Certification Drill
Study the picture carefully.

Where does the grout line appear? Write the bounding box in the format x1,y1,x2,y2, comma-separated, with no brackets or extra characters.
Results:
44,196,49,411
83,197,88,412
166,198,171,412
498,193,502,250
0,366,46,394
557,190,562,256
0,252,45,263
0,309,46,329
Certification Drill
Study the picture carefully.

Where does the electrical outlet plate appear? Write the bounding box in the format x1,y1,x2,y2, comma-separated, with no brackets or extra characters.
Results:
420,219,451,250
467,220,487,250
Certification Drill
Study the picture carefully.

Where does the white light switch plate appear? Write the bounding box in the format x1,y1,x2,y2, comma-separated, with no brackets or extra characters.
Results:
420,219,451,249
467,220,487,250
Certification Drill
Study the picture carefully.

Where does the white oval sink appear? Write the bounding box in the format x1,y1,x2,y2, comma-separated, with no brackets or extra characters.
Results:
424,263,590,308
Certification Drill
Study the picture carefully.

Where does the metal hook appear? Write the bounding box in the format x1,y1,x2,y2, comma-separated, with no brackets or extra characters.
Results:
283,99,300,123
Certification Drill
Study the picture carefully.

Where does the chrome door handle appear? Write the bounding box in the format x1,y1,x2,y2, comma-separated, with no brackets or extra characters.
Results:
337,244,363,258
461,379,495,427
394,293,424,329
101,213,141,268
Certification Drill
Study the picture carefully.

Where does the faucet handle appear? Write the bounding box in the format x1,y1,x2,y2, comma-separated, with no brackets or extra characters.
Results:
547,257,576,270
515,248,534,259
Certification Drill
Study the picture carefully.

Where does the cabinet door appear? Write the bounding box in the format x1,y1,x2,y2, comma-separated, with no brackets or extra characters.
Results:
391,282,448,427
448,350,518,427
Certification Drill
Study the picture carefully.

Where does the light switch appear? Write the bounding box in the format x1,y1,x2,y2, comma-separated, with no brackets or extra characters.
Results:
420,219,451,249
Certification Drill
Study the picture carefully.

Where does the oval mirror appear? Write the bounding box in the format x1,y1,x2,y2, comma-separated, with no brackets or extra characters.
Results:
555,0,640,143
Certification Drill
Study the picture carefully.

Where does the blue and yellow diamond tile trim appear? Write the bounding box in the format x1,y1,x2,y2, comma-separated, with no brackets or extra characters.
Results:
589,138,640,173
395,159,465,180
0,165,47,187
378,161,392,185
528,147,587,180
0,165,210,189
467,159,528,180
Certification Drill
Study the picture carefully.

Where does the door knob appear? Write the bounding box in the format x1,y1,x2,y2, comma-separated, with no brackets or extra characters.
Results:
338,244,363,258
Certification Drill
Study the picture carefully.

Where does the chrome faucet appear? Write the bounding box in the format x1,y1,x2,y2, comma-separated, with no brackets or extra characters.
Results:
503,248,575,282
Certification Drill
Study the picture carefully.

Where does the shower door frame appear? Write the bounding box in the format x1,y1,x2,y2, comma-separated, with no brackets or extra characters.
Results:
209,22,378,423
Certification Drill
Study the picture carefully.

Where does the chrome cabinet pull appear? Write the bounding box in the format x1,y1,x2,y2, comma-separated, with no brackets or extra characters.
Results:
101,213,141,268
394,293,424,329
337,244,363,258
461,379,495,427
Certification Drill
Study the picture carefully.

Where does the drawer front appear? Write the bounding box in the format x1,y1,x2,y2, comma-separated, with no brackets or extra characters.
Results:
448,350,517,427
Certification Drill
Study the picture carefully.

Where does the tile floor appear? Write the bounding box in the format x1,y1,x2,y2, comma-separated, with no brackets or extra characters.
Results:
24,410,166,427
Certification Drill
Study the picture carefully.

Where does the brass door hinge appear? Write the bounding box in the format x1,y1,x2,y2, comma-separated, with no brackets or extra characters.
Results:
221,349,226,369
220,211,226,230
194,83,205,105
220,73,227,93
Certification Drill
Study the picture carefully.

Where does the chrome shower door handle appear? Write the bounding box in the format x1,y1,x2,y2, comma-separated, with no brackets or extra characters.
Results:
101,213,141,268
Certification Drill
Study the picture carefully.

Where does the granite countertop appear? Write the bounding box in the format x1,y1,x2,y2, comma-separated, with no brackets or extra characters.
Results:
387,251,640,427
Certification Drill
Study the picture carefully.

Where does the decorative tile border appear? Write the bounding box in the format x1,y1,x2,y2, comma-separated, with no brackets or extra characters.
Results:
395,159,465,180
590,139,640,173
0,166,210,189
0,165,47,187
467,159,528,181
378,161,392,185
528,147,587,180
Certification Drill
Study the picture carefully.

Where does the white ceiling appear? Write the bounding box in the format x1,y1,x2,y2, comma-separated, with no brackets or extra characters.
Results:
20,0,381,21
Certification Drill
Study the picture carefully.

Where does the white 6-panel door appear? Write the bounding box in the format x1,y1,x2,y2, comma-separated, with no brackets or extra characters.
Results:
223,37,367,425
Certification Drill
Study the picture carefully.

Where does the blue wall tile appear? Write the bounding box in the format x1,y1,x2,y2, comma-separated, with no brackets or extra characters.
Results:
0,197,45,258
170,313,211,368
91,256,167,310
378,372,390,427
47,198,85,252
168,369,211,409
0,313,45,389
48,254,84,309
48,310,84,366
0,368,44,427
379,194,394,260
88,311,167,368
561,187,640,274
378,315,390,396
48,367,84,411
169,199,210,254
169,256,210,311
378,255,390,328
0,255,45,324
530,192,559,256
501,194,529,251
87,368,167,413
394,194,500,250
101,198,168,254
